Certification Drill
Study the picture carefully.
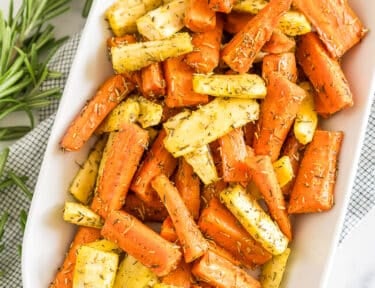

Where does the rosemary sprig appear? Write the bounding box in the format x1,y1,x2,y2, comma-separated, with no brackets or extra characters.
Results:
0,0,71,140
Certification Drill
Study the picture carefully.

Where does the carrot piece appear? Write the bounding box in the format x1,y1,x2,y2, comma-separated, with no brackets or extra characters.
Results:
218,128,250,182
280,132,304,195
293,0,367,58
192,250,261,288
123,193,169,222
223,12,253,34
208,0,234,13
185,16,224,74
207,241,241,267
296,32,353,117
201,179,227,207
131,129,178,203
262,52,298,83
141,62,166,98
152,174,209,263
101,210,182,276
60,75,135,151
262,29,295,54
253,72,306,162
161,216,178,243
288,130,343,213
50,227,101,288
184,0,216,32
199,197,271,267
243,122,256,147
163,56,209,107
246,155,292,239
91,123,149,218
175,158,201,220
162,260,193,288
221,0,292,73
106,34,137,49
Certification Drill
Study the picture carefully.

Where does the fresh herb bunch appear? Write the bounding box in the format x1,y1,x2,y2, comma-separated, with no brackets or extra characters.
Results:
0,0,72,141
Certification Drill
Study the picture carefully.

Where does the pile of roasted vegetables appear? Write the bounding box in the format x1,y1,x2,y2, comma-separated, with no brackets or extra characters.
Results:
50,0,367,287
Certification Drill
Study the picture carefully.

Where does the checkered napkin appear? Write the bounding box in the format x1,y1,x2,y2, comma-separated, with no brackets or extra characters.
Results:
0,33,374,287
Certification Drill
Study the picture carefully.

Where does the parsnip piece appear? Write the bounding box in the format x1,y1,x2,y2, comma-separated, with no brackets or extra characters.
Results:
136,0,187,40
278,11,312,36
184,145,218,185
272,156,294,188
294,82,318,145
232,0,268,14
220,184,289,255
137,96,163,128
69,137,107,204
63,202,103,229
192,74,266,99
111,32,193,72
73,246,119,288
260,248,291,288
85,239,120,254
163,98,259,157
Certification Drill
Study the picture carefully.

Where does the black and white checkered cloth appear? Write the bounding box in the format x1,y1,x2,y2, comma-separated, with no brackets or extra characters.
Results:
0,33,374,287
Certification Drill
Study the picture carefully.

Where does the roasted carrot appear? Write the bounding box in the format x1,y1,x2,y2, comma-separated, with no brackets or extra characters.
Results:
91,123,149,219
208,0,234,13
106,34,137,49
262,29,296,54
50,227,101,288
175,158,201,220
192,250,261,288
262,52,298,83
131,129,178,203
207,241,241,267
141,62,166,98
161,216,178,243
185,16,223,74
221,0,292,73
293,0,367,58
60,75,135,151
123,193,169,222
280,132,304,195
296,32,353,117
152,174,209,263
184,0,216,32
163,56,209,107
201,179,227,207
162,260,193,288
101,210,182,276
218,128,250,182
245,155,292,239
253,72,306,162
288,130,343,214
243,122,257,147
199,197,272,267
223,12,253,34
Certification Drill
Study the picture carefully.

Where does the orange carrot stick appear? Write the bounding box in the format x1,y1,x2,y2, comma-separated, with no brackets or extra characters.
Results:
288,130,343,214
296,32,353,117
152,174,209,263
163,56,209,107
60,75,135,151
253,72,306,162
221,0,292,73
161,216,178,243
162,260,193,288
218,128,250,182
208,0,234,13
262,52,298,83
199,197,271,267
262,29,295,54
185,16,223,74
280,132,304,195
245,155,292,239
131,129,178,203
141,62,166,98
293,0,367,58
91,123,149,218
50,227,101,288
175,158,201,220
223,12,253,34
185,0,216,32
207,241,241,267
201,179,227,208
101,210,182,276
123,193,169,222
192,250,261,288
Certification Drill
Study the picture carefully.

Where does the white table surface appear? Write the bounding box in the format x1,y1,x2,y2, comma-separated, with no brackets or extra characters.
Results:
1,1,375,287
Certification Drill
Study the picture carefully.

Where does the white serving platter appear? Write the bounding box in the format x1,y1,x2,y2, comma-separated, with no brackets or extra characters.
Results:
22,0,375,287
